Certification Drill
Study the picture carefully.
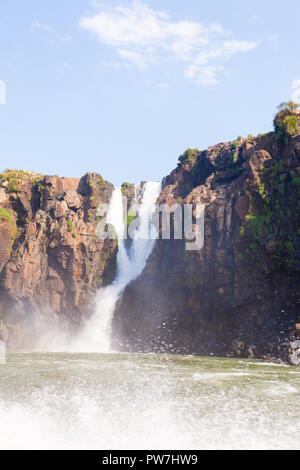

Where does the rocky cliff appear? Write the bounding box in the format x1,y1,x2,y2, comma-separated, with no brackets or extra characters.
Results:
113,108,300,363
1,106,300,363
0,171,117,347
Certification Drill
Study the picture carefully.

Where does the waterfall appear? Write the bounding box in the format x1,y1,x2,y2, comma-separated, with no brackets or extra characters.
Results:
70,181,161,353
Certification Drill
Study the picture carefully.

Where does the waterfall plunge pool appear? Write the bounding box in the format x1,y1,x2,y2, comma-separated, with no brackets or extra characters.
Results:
0,352,299,450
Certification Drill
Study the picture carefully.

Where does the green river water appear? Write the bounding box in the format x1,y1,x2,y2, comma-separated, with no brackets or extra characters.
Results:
0,352,299,450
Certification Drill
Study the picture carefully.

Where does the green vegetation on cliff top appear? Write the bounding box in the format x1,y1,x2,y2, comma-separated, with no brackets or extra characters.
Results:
178,149,199,164
274,102,300,145
121,182,135,197
277,101,300,112
0,169,44,193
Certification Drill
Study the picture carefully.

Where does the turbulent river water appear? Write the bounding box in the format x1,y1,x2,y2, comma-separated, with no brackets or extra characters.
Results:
0,352,300,450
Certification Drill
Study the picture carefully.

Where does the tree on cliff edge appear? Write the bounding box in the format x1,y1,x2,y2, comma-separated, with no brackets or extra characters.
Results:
277,101,300,113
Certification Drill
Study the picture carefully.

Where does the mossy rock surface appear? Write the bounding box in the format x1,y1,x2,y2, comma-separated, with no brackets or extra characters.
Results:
0,170,44,193
0,208,17,269
121,182,135,198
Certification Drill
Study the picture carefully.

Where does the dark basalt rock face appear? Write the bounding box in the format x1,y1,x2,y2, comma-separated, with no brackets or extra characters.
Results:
0,171,117,348
113,116,300,363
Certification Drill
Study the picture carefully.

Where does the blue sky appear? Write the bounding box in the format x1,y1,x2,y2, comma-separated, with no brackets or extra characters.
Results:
0,0,300,185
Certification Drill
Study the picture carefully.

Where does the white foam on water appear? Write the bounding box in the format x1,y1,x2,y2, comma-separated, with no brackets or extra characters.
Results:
1,354,300,450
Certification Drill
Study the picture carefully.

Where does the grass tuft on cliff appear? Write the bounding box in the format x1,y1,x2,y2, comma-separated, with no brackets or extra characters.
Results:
0,208,14,223
121,182,135,197
273,101,300,145
0,169,44,193
178,149,199,164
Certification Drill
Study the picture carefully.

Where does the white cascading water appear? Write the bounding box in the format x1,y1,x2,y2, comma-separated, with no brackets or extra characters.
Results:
69,181,161,353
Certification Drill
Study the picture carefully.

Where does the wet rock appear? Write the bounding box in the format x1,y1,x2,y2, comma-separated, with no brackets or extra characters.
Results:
289,341,300,365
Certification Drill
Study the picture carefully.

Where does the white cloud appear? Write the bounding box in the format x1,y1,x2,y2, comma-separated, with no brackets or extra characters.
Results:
117,48,149,69
223,40,258,54
31,21,72,42
292,80,300,103
79,1,259,85
185,65,221,86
